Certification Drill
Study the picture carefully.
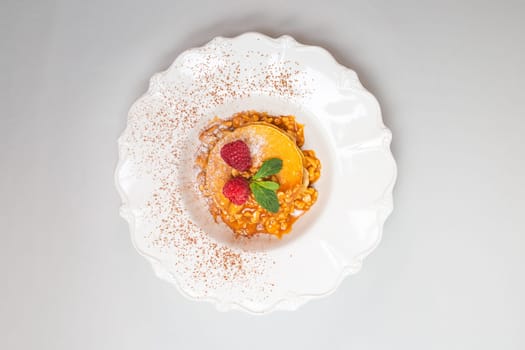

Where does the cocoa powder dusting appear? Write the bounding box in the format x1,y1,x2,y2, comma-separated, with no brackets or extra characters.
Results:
122,39,313,300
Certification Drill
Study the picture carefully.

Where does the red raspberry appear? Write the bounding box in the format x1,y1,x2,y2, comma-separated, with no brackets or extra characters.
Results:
222,177,250,205
220,140,252,171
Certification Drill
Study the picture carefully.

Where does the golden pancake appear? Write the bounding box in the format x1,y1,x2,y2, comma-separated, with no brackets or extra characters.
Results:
196,111,321,237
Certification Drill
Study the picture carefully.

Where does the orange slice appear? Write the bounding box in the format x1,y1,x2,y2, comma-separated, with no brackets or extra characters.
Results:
205,122,305,209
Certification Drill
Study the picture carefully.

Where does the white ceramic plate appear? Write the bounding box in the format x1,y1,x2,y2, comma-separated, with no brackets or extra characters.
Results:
116,32,396,314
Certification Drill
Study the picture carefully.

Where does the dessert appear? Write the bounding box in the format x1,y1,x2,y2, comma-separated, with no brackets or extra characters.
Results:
196,111,321,237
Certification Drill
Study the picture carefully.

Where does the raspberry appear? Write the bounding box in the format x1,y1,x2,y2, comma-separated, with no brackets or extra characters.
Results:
220,140,252,171
222,177,250,205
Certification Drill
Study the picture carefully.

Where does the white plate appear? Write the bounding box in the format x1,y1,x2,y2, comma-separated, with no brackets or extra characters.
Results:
115,32,397,314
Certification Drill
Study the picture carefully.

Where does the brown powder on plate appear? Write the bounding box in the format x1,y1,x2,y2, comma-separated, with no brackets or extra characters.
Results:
121,39,314,298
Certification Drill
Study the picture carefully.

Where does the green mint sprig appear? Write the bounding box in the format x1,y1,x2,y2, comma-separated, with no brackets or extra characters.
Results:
249,158,283,213
252,158,283,180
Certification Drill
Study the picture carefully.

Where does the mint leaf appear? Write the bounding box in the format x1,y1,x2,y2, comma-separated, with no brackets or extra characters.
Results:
255,181,279,191
249,158,282,212
253,158,283,180
250,182,280,213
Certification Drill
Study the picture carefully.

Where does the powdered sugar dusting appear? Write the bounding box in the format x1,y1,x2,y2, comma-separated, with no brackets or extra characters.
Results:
244,129,267,164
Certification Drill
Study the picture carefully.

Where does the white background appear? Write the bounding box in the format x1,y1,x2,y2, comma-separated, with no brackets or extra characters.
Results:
2,0,524,349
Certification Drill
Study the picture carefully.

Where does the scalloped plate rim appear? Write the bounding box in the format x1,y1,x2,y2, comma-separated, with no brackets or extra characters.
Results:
115,32,397,314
